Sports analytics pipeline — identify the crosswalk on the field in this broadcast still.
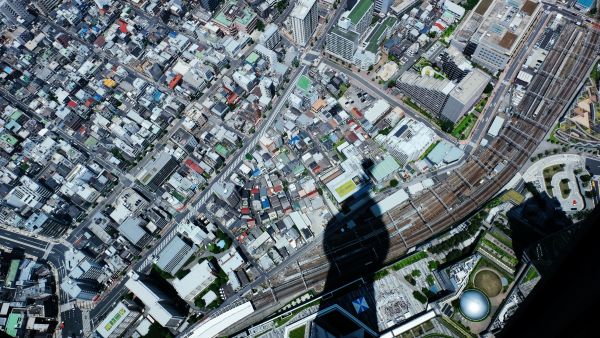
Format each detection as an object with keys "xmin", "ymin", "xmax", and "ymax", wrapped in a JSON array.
[{"xmin": 42, "ymin": 243, "xmax": 54, "ymax": 260}]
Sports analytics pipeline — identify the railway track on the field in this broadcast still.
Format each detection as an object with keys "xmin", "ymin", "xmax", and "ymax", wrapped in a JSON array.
[{"xmin": 250, "ymin": 22, "xmax": 599, "ymax": 309}]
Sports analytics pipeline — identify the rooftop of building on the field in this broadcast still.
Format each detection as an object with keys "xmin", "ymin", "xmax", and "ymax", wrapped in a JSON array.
[
  {"xmin": 399, "ymin": 71, "xmax": 455, "ymax": 95},
  {"xmin": 5, "ymin": 312, "xmax": 23, "ymax": 337},
  {"xmin": 464, "ymin": 0, "xmax": 540, "ymax": 54},
  {"xmin": 369, "ymin": 155, "xmax": 400, "ymax": 181},
  {"xmin": 96, "ymin": 301, "xmax": 135, "ymax": 338},
  {"xmin": 449, "ymin": 69, "xmax": 491, "ymax": 103},
  {"xmin": 290, "ymin": 0, "xmax": 317, "ymax": 19},
  {"xmin": 156, "ymin": 235, "xmax": 193, "ymax": 270},
  {"xmin": 349, "ymin": 0, "xmax": 373, "ymax": 25},
  {"xmin": 6, "ymin": 259, "xmax": 20, "ymax": 285},
  {"xmin": 330, "ymin": 25, "xmax": 360, "ymax": 41},
  {"xmin": 213, "ymin": 1, "xmax": 257, "ymax": 27},
  {"xmin": 443, "ymin": 45, "xmax": 472, "ymax": 70},
  {"xmin": 172, "ymin": 260, "xmax": 216, "ymax": 298},
  {"xmin": 365, "ymin": 17, "xmax": 396, "ymax": 53},
  {"xmin": 138, "ymin": 151, "xmax": 175, "ymax": 185}
]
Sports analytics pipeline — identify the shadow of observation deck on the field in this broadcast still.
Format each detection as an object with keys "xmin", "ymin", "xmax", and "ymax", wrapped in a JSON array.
[{"xmin": 310, "ymin": 159, "xmax": 389, "ymax": 337}]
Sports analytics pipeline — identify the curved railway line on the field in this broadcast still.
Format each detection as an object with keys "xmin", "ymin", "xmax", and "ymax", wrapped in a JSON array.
[{"xmin": 250, "ymin": 22, "xmax": 599, "ymax": 310}]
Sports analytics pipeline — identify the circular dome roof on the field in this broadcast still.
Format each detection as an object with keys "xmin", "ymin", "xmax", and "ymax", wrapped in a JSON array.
[{"xmin": 459, "ymin": 289, "xmax": 490, "ymax": 321}]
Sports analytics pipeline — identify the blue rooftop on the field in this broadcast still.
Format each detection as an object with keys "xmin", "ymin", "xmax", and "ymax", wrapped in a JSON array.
[{"xmin": 577, "ymin": 0, "xmax": 594, "ymax": 9}]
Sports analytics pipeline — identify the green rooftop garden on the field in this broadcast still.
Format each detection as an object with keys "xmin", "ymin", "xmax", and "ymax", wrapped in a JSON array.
[
  {"xmin": 297, "ymin": 75, "xmax": 312, "ymax": 92},
  {"xmin": 349, "ymin": 0, "xmax": 373, "ymax": 24}
]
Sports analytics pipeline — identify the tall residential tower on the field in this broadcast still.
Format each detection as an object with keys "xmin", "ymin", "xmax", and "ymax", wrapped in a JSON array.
[{"xmin": 289, "ymin": 0, "xmax": 319, "ymax": 46}]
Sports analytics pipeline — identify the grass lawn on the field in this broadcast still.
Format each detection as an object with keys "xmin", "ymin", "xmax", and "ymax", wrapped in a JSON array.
[
  {"xmin": 275, "ymin": 300, "xmax": 320, "ymax": 327},
  {"xmin": 543, "ymin": 165, "xmax": 565, "ymax": 196},
  {"xmin": 289, "ymin": 325, "xmax": 306, "ymax": 338},
  {"xmin": 473, "ymin": 270, "xmax": 502, "ymax": 297},
  {"xmin": 499, "ymin": 189, "xmax": 525, "ymax": 205},
  {"xmin": 297, "ymin": 75, "xmax": 311, "ymax": 92},
  {"xmin": 452, "ymin": 113, "xmax": 477, "ymax": 139},
  {"xmin": 543, "ymin": 164, "xmax": 564, "ymax": 179},
  {"xmin": 560, "ymin": 179, "xmax": 571, "ymax": 198},
  {"xmin": 480, "ymin": 238, "xmax": 518, "ymax": 266},
  {"xmin": 468, "ymin": 257, "xmax": 514, "ymax": 289},
  {"xmin": 441, "ymin": 24, "xmax": 457, "ymax": 42},
  {"xmin": 489, "ymin": 228, "xmax": 513, "ymax": 249},
  {"xmin": 523, "ymin": 265, "xmax": 540, "ymax": 283},
  {"xmin": 335, "ymin": 179, "xmax": 357, "ymax": 198},
  {"xmin": 474, "ymin": 97, "xmax": 488, "ymax": 113},
  {"xmin": 338, "ymin": 83, "xmax": 350, "ymax": 98},
  {"xmin": 548, "ymin": 123, "xmax": 561, "ymax": 143},
  {"xmin": 390, "ymin": 251, "xmax": 428, "ymax": 271}
]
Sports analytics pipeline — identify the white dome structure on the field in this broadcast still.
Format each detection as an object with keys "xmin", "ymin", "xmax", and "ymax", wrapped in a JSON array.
[{"xmin": 459, "ymin": 289, "xmax": 490, "ymax": 321}]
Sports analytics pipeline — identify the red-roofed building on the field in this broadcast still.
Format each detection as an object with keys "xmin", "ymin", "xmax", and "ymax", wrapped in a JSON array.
[
  {"xmin": 185, "ymin": 159, "xmax": 204, "ymax": 174},
  {"xmin": 94, "ymin": 35, "xmax": 106, "ymax": 47},
  {"xmin": 227, "ymin": 92, "xmax": 239, "ymax": 105},
  {"xmin": 434, "ymin": 22, "xmax": 446, "ymax": 31},
  {"xmin": 169, "ymin": 74, "xmax": 182, "ymax": 89},
  {"xmin": 118, "ymin": 20, "xmax": 128, "ymax": 33},
  {"xmin": 67, "ymin": 100, "xmax": 77, "ymax": 108},
  {"xmin": 345, "ymin": 132, "xmax": 359, "ymax": 144},
  {"xmin": 351, "ymin": 107, "xmax": 363, "ymax": 119}
]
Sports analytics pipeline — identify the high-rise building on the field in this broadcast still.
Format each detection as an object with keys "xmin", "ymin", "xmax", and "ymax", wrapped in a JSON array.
[
  {"xmin": 397, "ymin": 69, "xmax": 490, "ymax": 123},
  {"xmin": 289, "ymin": 0, "xmax": 319, "ymax": 46},
  {"xmin": 137, "ymin": 151, "xmax": 179, "ymax": 191},
  {"xmin": 213, "ymin": 181, "xmax": 241, "ymax": 207},
  {"xmin": 96, "ymin": 301, "xmax": 141, "ymax": 338},
  {"xmin": 201, "ymin": 0, "xmax": 220, "ymax": 11},
  {"xmin": 326, "ymin": 26, "xmax": 360, "ymax": 62},
  {"xmin": 438, "ymin": 46, "xmax": 472, "ymax": 81},
  {"xmin": 125, "ymin": 274, "xmax": 185, "ymax": 328},
  {"xmin": 344, "ymin": 0, "xmax": 373, "ymax": 35},
  {"xmin": 60, "ymin": 278, "xmax": 99, "ymax": 301},
  {"xmin": 155, "ymin": 235, "xmax": 195, "ymax": 275},
  {"xmin": 374, "ymin": 0, "xmax": 392, "ymax": 14},
  {"xmin": 33, "ymin": 0, "xmax": 61, "ymax": 14},
  {"xmin": 441, "ymin": 69, "xmax": 491, "ymax": 123},
  {"xmin": 69, "ymin": 258, "xmax": 104, "ymax": 281},
  {"xmin": 0, "ymin": 0, "xmax": 34, "ymax": 25},
  {"xmin": 451, "ymin": 0, "xmax": 541, "ymax": 73},
  {"xmin": 212, "ymin": 1, "xmax": 258, "ymax": 35},
  {"xmin": 397, "ymin": 71, "xmax": 455, "ymax": 116},
  {"xmin": 259, "ymin": 23, "xmax": 281, "ymax": 49}
]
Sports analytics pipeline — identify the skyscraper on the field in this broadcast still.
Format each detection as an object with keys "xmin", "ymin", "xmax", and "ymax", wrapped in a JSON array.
[
  {"xmin": 0, "ymin": 0, "xmax": 33, "ymax": 25},
  {"xmin": 326, "ymin": 26, "xmax": 360, "ymax": 62},
  {"xmin": 374, "ymin": 0, "xmax": 391, "ymax": 14},
  {"xmin": 33, "ymin": 0, "xmax": 61, "ymax": 14},
  {"xmin": 344, "ymin": 0, "xmax": 373, "ymax": 35},
  {"xmin": 289, "ymin": 0, "xmax": 319, "ymax": 47},
  {"xmin": 201, "ymin": 0, "xmax": 219, "ymax": 11}
]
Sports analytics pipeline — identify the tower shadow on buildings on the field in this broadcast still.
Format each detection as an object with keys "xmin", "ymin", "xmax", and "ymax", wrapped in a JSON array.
[{"xmin": 310, "ymin": 159, "xmax": 389, "ymax": 337}]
